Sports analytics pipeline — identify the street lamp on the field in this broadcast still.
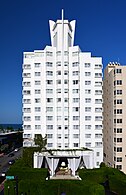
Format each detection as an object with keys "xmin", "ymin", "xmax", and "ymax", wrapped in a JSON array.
[{"xmin": 7, "ymin": 186, "xmax": 10, "ymax": 195}]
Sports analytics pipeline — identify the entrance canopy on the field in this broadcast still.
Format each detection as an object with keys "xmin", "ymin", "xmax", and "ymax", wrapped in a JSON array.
[{"xmin": 34, "ymin": 150, "xmax": 94, "ymax": 176}]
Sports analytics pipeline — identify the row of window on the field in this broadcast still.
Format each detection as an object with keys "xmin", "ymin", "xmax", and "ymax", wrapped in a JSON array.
[
  {"xmin": 23, "ymin": 62, "xmax": 102, "ymax": 69},
  {"xmin": 114, "ymin": 90, "xmax": 122, "ymax": 95},
  {"xmin": 23, "ymin": 124, "xmax": 102, "ymax": 130}
]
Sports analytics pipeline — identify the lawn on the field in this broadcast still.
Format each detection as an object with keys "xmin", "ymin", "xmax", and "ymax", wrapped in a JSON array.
[{"xmin": 4, "ymin": 158, "xmax": 126, "ymax": 195}]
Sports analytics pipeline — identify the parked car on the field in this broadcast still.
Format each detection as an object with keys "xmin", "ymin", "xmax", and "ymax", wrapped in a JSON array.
[
  {"xmin": 8, "ymin": 159, "xmax": 15, "ymax": 165},
  {"xmin": 8, "ymin": 153, "xmax": 14, "ymax": 157},
  {"xmin": 14, "ymin": 148, "xmax": 19, "ymax": 152}
]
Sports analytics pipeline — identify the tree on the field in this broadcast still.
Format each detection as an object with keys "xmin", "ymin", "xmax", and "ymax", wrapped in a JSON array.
[{"xmin": 34, "ymin": 134, "xmax": 47, "ymax": 152}]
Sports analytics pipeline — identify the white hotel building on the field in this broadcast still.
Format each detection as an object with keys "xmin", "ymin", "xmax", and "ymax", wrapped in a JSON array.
[{"xmin": 22, "ymin": 11, "xmax": 103, "ymax": 171}]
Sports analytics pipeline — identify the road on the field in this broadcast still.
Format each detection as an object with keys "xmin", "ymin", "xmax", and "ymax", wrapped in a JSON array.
[{"xmin": 0, "ymin": 148, "xmax": 23, "ymax": 175}]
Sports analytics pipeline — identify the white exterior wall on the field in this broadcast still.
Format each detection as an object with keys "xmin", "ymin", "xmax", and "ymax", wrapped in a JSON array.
[{"xmin": 23, "ymin": 14, "xmax": 103, "ymax": 167}]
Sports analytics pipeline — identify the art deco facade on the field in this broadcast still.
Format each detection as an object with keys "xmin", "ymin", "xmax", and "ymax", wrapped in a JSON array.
[
  {"xmin": 103, "ymin": 62, "xmax": 126, "ymax": 173},
  {"xmin": 22, "ymin": 12, "xmax": 103, "ymax": 168}
]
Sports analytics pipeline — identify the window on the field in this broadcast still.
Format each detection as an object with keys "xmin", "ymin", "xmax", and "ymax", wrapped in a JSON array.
[
  {"xmin": 85, "ymin": 125, "xmax": 91, "ymax": 129},
  {"xmin": 46, "ymin": 51, "xmax": 53, "ymax": 56},
  {"xmin": 115, "ymin": 109, "xmax": 122, "ymax": 114},
  {"xmin": 34, "ymin": 63, "xmax": 41, "ymax": 67},
  {"xmin": 46, "ymin": 116, "xmax": 53, "ymax": 121},
  {"xmin": 47, "ymin": 125, "xmax": 53, "ymax": 130},
  {"xmin": 24, "ymin": 117, "xmax": 31, "ymax": 121},
  {"xmin": 95, "ymin": 125, "xmax": 102, "ymax": 130},
  {"xmin": 95, "ymin": 142, "xmax": 102, "ymax": 147},
  {"xmin": 117, "ymin": 119, "xmax": 122, "ymax": 123},
  {"xmin": 65, "ymin": 134, "xmax": 68, "ymax": 139},
  {"xmin": 117, "ymin": 90, "xmax": 122, "ymax": 95},
  {"xmin": 85, "ymin": 89, "xmax": 91, "ymax": 94},
  {"xmin": 85, "ymin": 98, "xmax": 91, "ymax": 103},
  {"xmin": 35, "ymin": 98, "xmax": 41, "ymax": 103},
  {"xmin": 56, "ymin": 51, "xmax": 61, "ymax": 56},
  {"xmin": 46, "ymin": 107, "xmax": 53, "ymax": 112},
  {"xmin": 57, "ymin": 125, "xmax": 61, "ymax": 130},
  {"xmin": 57, "ymin": 71, "xmax": 61, "ymax": 75},
  {"xmin": 95, "ymin": 64, "xmax": 102, "ymax": 69},
  {"xmin": 65, "ymin": 126, "xmax": 68, "ymax": 130},
  {"xmin": 64, "ymin": 89, "xmax": 68, "ymax": 93},
  {"xmin": 95, "ymin": 116, "xmax": 102, "ymax": 121},
  {"xmin": 115, "ymin": 69, "xmax": 122, "ymax": 74},
  {"xmin": 73, "ymin": 134, "xmax": 79, "ymax": 138},
  {"xmin": 57, "ymin": 98, "xmax": 61, "ymax": 102},
  {"xmin": 35, "ymin": 107, "xmax": 41, "ymax": 112},
  {"xmin": 117, "ymin": 157, "xmax": 122, "ymax": 162},
  {"xmin": 117, "ymin": 128, "xmax": 122, "ymax": 133},
  {"xmin": 117, "ymin": 99, "xmax": 122, "ymax": 104},
  {"xmin": 35, "ymin": 116, "xmax": 41, "ymax": 121},
  {"xmin": 47, "ymin": 143, "xmax": 53, "ymax": 147},
  {"xmin": 117, "ymin": 147, "xmax": 122, "ymax": 152},
  {"xmin": 23, "ymin": 99, "xmax": 31, "ymax": 104},
  {"xmin": 47, "ymin": 80, "xmax": 53, "ymax": 84},
  {"xmin": 95, "ymin": 134, "xmax": 102, "ymax": 138},
  {"xmin": 116, "ymin": 165, "xmax": 122, "ymax": 170},
  {"xmin": 57, "ymin": 89, "xmax": 61, "ymax": 93},
  {"xmin": 85, "ymin": 143, "xmax": 91, "ymax": 147},
  {"xmin": 57, "ymin": 134, "xmax": 61, "ymax": 139},
  {"xmin": 47, "ymin": 134, "xmax": 53, "ymax": 138},
  {"xmin": 46, "ymin": 71, "xmax": 53, "ymax": 76},
  {"xmin": 95, "ymin": 99, "xmax": 102, "ymax": 104},
  {"xmin": 64, "ymin": 71, "xmax": 68, "ymax": 75},
  {"xmin": 95, "ymin": 90, "xmax": 102, "ymax": 95},
  {"xmin": 85, "ymin": 134, "xmax": 91, "ymax": 138},
  {"xmin": 95, "ymin": 73, "xmax": 102, "ymax": 78},
  {"xmin": 72, "ymin": 62, "xmax": 79, "ymax": 67},
  {"xmin": 85, "ymin": 72, "xmax": 91, "ymax": 76},
  {"xmin": 73, "ymin": 143, "xmax": 79, "ymax": 147},
  {"xmin": 117, "ymin": 138, "xmax": 122, "ymax": 142},
  {"xmin": 57, "ymin": 116, "xmax": 61, "ymax": 120},
  {"xmin": 85, "ymin": 81, "xmax": 91, "ymax": 85},
  {"xmin": 64, "ymin": 98, "xmax": 68, "ymax": 102},
  {"xmin": 23, "ymin": 64, "xmax": 31, "ymax": 69},
  {"xmin": 95, "ymin": 81, "xmax": 102, "ymax": 86},
  {"xmin": 35, "ymin": 90, "xmax": 41, "ymax": 94},
  {"xmin": 24, "ymin": 125, "xmax": 31, "ymax": 130},
  {"xmin": 64, "ymin": 80, "xmax": 68, "ymax": 84},
  {"xmin": 35, "ymin": 72, "xmax": 41, "ymax": 76},
  {"xmin": 85, "ymin": 63, "xmax": 91, "ymax": 67},
  {"xmin": 72, "ymin": 51, "xmax": 78, "ymax": 56},
  {"xmin": 73, "ymin": 71, "xmax": 79, "ymax": 76},
  {"xmin": 95, "ymin": 108, "xmax": 102, "ymax": 112},
  {"xmin": 35, "ymin": 125, "xmax": 41, "ymax": 129},
  {"xmin": 73, "ymin": 125, "xmax": 79, "ymax": 129},
  {"xmin": 23, "ymin": 73, "xmax": 31, "ymax": 77},
  {"xmin": 46, "ymin": 89, "xmax": 53, "ymax": 94},
  {"xmin": 46, "ymin": 62, "xmax": 53, "ymax": 67},
  {"xmin": 73, "ymin": 80, "xmax": 79, "ymax": 85},
  {"xmin": 73, "ymin": 107, "xmax": 79, "ymax": 112},
  {"xmin": 73, "ymin": 116, "xmax": 79, "ymax": 120},
  {"xmin": 23, "ymin": 108, "xmax": 31, "ymax": 113},
  {"xmin": 85, "ymin": 116, "xmax": 91, "ymax": 121},
  {"xmin": 57, "ymin": 107, "xmax": 61, "ymax": 111},
  {"xmin": 23, "ymin": 90, "xmax": 31, "ymax": 95},
  {"xmin": 85, "ymin": 107, "xmax": 91, "ymax": 112},
  {"xmin": 117, "ymin": 80, "xmax": 122, "ymax": 85},
  {"xmin": 57, "ymin": 143, "xmax": 61, "ymax": 148},
  {"xmin": 35, "ymin": 81, "xmax": 41, "ymax": 85},
  {"xmin": 47, "ymin": 98, "xmax": 53, "ymax": 103},
  {"xmin": 73, "ymin": 98, "xmax": 79, "ymax": 103},
  {"xmin": 73, "ymin": 89, "xmax": 79, "ymax": 93},
  {"xmin": 23, "ymin": 82, "xmax": 31, "ymax": 87},
  {"xmin": 57, "ymin": 80, "xmax": 61, "ymax": 84}
]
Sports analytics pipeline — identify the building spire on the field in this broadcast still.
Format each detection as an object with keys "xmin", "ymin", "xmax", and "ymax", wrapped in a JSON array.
[{"xmin": 61, "ymin": 9, "xmax": 64, "ymax": 20}]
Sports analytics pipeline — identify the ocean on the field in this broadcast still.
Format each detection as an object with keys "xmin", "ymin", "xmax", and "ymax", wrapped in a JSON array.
[{"xmin": 0, "ymin": 124, "xmax": 22, "ymax": 130}]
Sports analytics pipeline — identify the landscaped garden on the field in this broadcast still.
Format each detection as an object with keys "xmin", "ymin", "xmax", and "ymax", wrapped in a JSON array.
[{"xmin": 3, "ymin": 148, "xmax": 126, "ymax": 194}]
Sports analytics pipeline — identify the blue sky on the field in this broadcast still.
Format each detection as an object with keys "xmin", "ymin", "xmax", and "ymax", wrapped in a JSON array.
[{"xmin": 0, "ymin": 0, "xmax": 126, "ymax": 124}]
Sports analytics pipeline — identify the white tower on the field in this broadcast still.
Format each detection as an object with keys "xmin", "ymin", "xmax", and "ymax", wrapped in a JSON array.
[{"xmin": 23, "ymin": 11, "xmax": 103, "ymax": 168}]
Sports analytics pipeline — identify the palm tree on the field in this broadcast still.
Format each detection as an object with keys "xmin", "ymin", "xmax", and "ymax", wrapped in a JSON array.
[{"xmin": 34, "ymin": 134, "xmax": 47, "ymax": 152}]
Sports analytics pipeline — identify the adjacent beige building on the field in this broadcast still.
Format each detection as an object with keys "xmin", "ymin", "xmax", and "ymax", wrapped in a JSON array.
[{"xmin": 103, "ymin": 62, "xmax": 126, "ymax": 173}]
